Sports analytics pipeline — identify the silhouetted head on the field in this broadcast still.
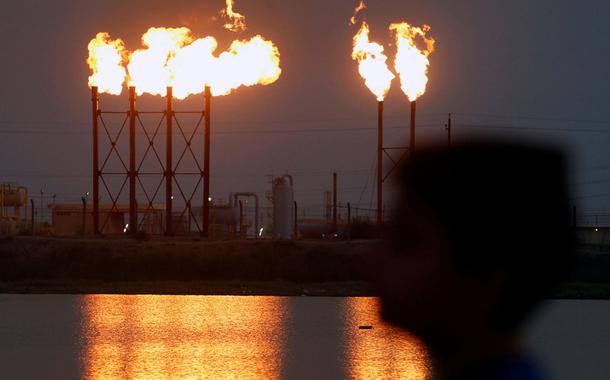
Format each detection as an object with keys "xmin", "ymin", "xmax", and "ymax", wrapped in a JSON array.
[{"xmin": 379, "ymin": 140, "xmax": 574, "ymax": 346}]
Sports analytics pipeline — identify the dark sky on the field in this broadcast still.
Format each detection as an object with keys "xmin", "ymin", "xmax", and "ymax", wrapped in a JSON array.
[{"xmin": 1, "ymin": 0, "xmax": 610, "ymax": 218}]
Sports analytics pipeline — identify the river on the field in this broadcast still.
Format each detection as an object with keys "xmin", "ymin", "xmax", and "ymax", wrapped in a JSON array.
[{"xmin": 0, "ymin": 296, "xmax": 608, "ymax": 379}]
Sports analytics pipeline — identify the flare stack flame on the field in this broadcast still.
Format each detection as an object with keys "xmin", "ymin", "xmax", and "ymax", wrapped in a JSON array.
[
  {"xmin": 350, "ymin": 0, "xmax": 367, "ymax": 26},
  {"xmin": 87, "ymin": 27, "xmax": 281, "ymax": 99},
  {"xmin": 351, "ymin": 22, "xmax": 395, "ymax": 102},
  {"xmin": 222, "ymin": 0, "xmax": 247, "ymax": 32},
  {"xmin": 87, "ymin": 33, "xmax": 127, "ymax": 96},
  {"xmin": 128, "ymin": 27, "xmax": 192, "ymax": 97},
  {"xmin": 390, "ymin": 22, "xmax": 435, "ymax": 102}
]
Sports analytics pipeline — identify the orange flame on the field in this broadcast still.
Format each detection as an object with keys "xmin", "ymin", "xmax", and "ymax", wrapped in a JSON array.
[
  {"xmin": 349, "ymin": 0, "xmax": 367, "ymax": 26},
  {"xmin": 87, "ymin": 33, "xmax": 127, "ymax": 95},
  {"xmin": 128, "ymin": 27, "xmax": 192, "ymax": 97},
  {"xmin": 87, "ymin": 27, "xmax": 281, "ymax": 99},
  {"xmin": 222, "ymin": 0, "xmax": 246, "ymax": 32},
  {"xmin": 390, "ymin": 22, "xmax": 435, "ymax": 102},
  {"xmin": 352, "ymin": 22, "xmax": 395, "ymax": 101}
]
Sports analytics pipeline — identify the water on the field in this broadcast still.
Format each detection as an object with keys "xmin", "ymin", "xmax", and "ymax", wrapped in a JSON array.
[{"xmin": 0, "ymin": 296, "xmax": 608, "ymax": 380}]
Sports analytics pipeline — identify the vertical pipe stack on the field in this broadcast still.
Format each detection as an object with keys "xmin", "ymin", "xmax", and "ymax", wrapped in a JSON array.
[
  {"xmin": 332, "ymin": 172, "xmax": 338, "ymax": 231},
  {"xmin": 410, "ymin": 101, "xmax": 416, "ymax": 154},
  {"xmin": 447, "ymin": 113, "xmax": 452, "ymax": 148},
  {"xmin": 91, "ymin": 87, "xmax": 100, "ymax": 235},
  {"xmin": 293, "ymin": 200, "xmax": 298, "ymax": 239},
  {"xmin": 377, "ymin": 101, "xmax": 384, "ymax": 225},
  {"xmin": 203, "ymin": 86, "xmax": 211, "ymax": 237},
  {"xmin": 165, "ymin": 87, "xmax": 173, "ymax": 236},
  {"xmin": 129, "ymin": 87, "xmax": 137, "ymax": 234}
]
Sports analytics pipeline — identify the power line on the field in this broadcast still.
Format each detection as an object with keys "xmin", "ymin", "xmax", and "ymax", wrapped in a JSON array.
[{"xmin": 453, "ymin": 112, "xmax": 610, "ymax": 126}]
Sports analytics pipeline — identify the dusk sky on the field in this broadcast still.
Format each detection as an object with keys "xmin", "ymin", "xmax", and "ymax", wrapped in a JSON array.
[{"xmin": 1, "ymin": 0, "xmax": 610, "ymax": 218}]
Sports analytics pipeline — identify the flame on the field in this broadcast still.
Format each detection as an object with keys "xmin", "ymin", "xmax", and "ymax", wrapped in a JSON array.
[
  {"xmin": 87, "ymin": 27, "xmax": 281, "ymax": 99},
  {"xmin": 128, "ymin": 27, "xmax": 192, "ymax": 97},
  {"xmin": 349, "ymin": 0, "xmax": 367, "ymax": 26},
  {"xmin": 390, "ymin": 23, "xmax": 435, "ymax": 102},
  {"xmin": 222, "ymin": 0, "xmax": 246, "ymax": 32},
  {"xmin": 87, "ymin": 33, "xmax": 127, "ymax": 95},
  {"xmin": 210, "ymin": 36, "xmax": 282, "ymax": 96},
  {"xmin": 352, "ymin": 22, "xmax": 395, "ymax": 101}
]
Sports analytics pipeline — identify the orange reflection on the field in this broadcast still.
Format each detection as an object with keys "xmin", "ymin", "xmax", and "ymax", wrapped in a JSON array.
[
  {"xmin": 344, "ymin": 298, "xmax": 431, "ymax": 380},
  {"xmin": 81, "ymin": 295, "xmax": 286, "ymax": 380}
]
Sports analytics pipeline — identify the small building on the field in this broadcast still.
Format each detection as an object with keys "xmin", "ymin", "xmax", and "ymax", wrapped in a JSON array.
[{"xmin": 48, "ymin": 203, "xmax": 165, "ymax": 236}]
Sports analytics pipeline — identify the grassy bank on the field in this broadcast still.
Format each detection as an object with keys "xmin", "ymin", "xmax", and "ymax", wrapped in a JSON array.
[
  {"xmin": 0, "ymin": 237, "xmax": 375, "ymax": 296},
  {"xmin": 0, "ymin": 237, "xmax": 608, "ymax": 298}
]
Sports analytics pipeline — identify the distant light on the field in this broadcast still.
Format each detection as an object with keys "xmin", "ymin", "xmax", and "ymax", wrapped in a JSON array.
[
  {"xmin": 208, "ymin": 197, "xmax": 212, "ymax": 202},
  {"xmin": 258, "ymin": 227, "xmax": 264, "ymax": 237},
  {"xmin": 123, "ymin": 223, "xmax": 129, "ymax": 233},
  {"xmin": 170, "ymin": 196, "xmax": 174, "ymax": 200},
  {"xmin": 595, "ymin": 228, "xmax": 599, "ymax": 232}
]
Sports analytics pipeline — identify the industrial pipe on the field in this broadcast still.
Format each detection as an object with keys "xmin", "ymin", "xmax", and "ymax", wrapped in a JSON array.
[
  {"xmin": 128, "ymin": 86, "xmax": 137, "ymax": 234},
  {"xmin": 332, "ymin": 172, "xmax": 338, "ymax": 231},
  {"xmin": 283, "ymin": 174, "xmax": 294, "ymax": 187},
  {"xmin": 82, "ymin": 196, "xmax": 87, "ymax": 236},
  {"xmin": 203, "ymin": 86, "xmax": 211, "ymax": 237},
  {"xmin": 232, "ymin": 192, "xmax": 260, "ymax": 239},
  {"xmin": 166, "ymin": 87, "xmax": 174, "ymax": 236},
  {"xmin": 91, "ymin": 86, "xmax": 100, "ymax": 235},
  {"xmin": 447, "ymin": 114, "xmax": 451, "ymax": 148},
  {"xmin": 294, "ymin": 200, "xmax": 298, "ymax": 240},
  {"xmin": 410, "ymin": 101, "xmax": 416, "ymax": 154},
  {"xmin": 377, "ymin": 101, "xmax": 384, "ymax": 225},
  {"xmin": 30, "ymin": 199, "xmax": 34, "ymax": 235},
  {"xmin": 238, "ymin": 200, "xmax": 244, "ymax": 239}
]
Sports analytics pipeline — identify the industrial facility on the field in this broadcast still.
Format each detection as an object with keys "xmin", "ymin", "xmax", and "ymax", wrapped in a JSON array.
[{"xmin": 0, "ymin": 183, "xmax": 28, "ymax": 235}]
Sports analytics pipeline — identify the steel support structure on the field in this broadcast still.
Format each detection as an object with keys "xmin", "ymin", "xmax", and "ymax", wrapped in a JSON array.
[
  {"xmin": 376, "ymin": 100, "xmax": 417, "ymax": 224},
  {"xmin": 203, "ymin": 86, "xmax": 211, "ymax": 237},
  {"xmin": 91, "ymin": 86, "xmax": 211, "ymax": 237},
  {"xmin": 91, "ymin": 87, "xmax": 100, "ymax": 235},
  {"xmin": 165, "ymin": 87, "xmax": 173, "ymax": 236},
  {"xmin": 129, "ymin": 87, "xmax": 137, "ymax": 234},
  {"xmin": 377, "ymin": 101, "xmax": 384, "ymax": 225},
  {"xmin": 410, "ymin": 101, "xmax": 416, "ymax": 154}
]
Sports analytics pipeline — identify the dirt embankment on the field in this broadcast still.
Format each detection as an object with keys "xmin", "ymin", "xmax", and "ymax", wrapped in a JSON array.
[
  {"xmin": 0, "ymin": 237, "xmax": 608, "ymax": 298},
  {"xmin": 0, "ymin": 237, "xmax": 377, "ymax": 296}
]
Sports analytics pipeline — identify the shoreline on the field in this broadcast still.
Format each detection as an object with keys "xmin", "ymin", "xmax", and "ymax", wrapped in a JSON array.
[
  {"xmin": 1, "ymin": 237, "xmax": 609, "ymax": 299},
  {"xmin": 2, "ymin": 280, "xmax": 609, "ymax": 299}
]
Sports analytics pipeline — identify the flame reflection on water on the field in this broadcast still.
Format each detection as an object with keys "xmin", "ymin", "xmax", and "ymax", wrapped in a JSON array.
[
  {"xmin": 81, "ymin": 295, "xmax": 287, "ymax": 380},
  {"xmin": 80, "ymin": 295, "xmax": 429, "ymax": 379}
]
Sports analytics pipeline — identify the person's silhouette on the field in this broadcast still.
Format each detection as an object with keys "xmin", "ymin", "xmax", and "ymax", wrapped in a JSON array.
[{"xmin": 378, "ymin": 141, "xmax": 574, "ymax": 380}]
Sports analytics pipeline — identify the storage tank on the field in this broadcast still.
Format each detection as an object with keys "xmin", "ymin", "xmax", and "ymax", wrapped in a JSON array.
[
  {"xmin": 1, "ymin": 184, "xmax": 27, "ymax": 207},
  {"xmin": 272, "ymin": 175, "xmax": 294, "ymax": 239},
  {"xmin": 0, "ymin": 183, "xmax": 28, "ymax": 226}
]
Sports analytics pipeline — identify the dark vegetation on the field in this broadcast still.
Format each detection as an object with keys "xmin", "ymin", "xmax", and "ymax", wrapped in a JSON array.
[{"xmin": 0, "ymin": 236, "xmax": 608, "ymax": 297}]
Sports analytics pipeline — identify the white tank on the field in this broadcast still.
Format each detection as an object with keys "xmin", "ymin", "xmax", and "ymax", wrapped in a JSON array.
[
  {"xmin": 1, "ymin": 184, "xmax": 27, "ymax": 207},
  {"xmin": 272, "ymin": 176, "xmax": 294, "ymax": 239}
]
